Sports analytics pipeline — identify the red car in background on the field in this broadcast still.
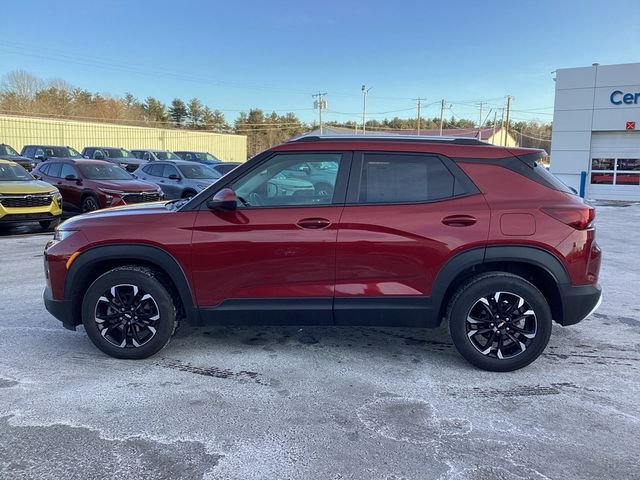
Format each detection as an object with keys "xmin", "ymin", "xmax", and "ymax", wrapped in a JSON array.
[{"xmin": 33, "ymin": 159, "xmax": 163, "ymax": 212}]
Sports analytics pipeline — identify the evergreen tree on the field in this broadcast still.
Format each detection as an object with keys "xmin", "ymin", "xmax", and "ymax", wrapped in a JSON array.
[{"xmin": 168, "ymin": 98, "xmax": 188, "ymax": 127}]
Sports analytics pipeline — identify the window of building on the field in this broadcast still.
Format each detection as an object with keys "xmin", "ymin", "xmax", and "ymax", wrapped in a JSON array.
[{"xmin": 591, "ymin": 158, "xmax": 640, "ymax": 186}]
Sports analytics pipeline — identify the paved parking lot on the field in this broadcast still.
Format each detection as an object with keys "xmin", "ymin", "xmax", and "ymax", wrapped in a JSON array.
[{"xmin": 0, "ymin": 204, "xmax": 638, "ymax": 480}]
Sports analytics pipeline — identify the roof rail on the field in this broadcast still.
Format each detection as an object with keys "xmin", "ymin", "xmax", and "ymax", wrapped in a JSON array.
[{"xmin": 287, "ymin": 134, "xmax": 489, "ymax": 146}]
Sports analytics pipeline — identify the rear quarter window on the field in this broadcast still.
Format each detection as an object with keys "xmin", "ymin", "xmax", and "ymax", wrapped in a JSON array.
[{"xmin": 357, "ymin": 153, "xmax": 455, "ymax": 204}]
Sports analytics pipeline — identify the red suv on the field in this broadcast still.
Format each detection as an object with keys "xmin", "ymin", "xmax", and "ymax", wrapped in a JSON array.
[
  {"xmin": 43, "ymin": 136, "xmax": 601, "ymax": 371},
  {"xmin": 33, "ymin": 159, "xmax": 163, "ymax": 212}
]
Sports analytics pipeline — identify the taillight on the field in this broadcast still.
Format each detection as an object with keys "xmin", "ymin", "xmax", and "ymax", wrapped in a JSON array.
[{"xmin": 541, "ymin": 205, "xmax": 595, "ymax": 230}]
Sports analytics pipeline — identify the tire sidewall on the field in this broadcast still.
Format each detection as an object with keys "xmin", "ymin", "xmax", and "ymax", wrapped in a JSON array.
[
  {"xmin": 448, "ymin": 275, "xmax": 553, "ymax": 372},
  {"xmin": 81, "ymin": 269, "xmax": 175, "ymax": 359}
]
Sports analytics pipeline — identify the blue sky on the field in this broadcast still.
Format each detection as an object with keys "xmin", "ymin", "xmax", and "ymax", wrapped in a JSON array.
[{"xmin": 0, "ymin": 0, "xmax": 638, "ymax": 124}]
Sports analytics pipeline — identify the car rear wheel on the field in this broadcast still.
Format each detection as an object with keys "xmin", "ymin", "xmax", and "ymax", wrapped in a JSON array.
[
  {"xmin": 447, "ymin": 272, "xmax": 552, "ymax": 372},
  {"xmin": 82, "ymin": 194, "xmax": 99, "ymax": 212},
  {"xmin": 81, "ymin": 266, "xmax": 177, "ymax": 359}
]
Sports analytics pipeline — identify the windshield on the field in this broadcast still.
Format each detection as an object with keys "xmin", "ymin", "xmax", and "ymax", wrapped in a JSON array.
[
  {"xmin": 0, "ymin": 163, "xmax": 34, "ymax": 181},
  {"xmin": 40, "ymin": 147, "xmax": 82, "ymax": 158},
  {"xmin": 0, "ymin": 145, "xmax": 20, "ymax": 156},
  {"xmin": 178, "ymin": 164, "xmax": 221, "ymax": 179},
  {"xmin": 155, "ymin": 151, "xmax": 181, "ymax": 160},
  {"xmin": 77, "ymin": 163, "xmax": 132, "ymax": 180},
  {"xmin": 195, "ymin": 152, "xmax": 220, "ymax": 162},
  {"xmin": 104, "ymin": 148, "xmax": 134, "ymax": 159}
]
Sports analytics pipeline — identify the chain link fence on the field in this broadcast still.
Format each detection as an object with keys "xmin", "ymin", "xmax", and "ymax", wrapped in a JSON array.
[{"xmin": 0, "ymin": 115, "xmax": 247, "ymax": 161}]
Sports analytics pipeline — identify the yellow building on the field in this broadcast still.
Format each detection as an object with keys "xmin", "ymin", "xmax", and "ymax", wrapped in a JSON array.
[{"xmin": 0, "ymin": 115, "xmax": 247, "ymax": 161}]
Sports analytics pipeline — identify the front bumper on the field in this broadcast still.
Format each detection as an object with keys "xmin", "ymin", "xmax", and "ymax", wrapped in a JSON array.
[
  {"xmin": 558, "ymin": 283, "xmax": 602, "ymax": 326},
  {"xmin": 43, "ymin": 286, "xmax": 76, "ymax": 331},
  {"xmin": 0, "ymin": 199, "xmax": 62, "ymax": 223}
]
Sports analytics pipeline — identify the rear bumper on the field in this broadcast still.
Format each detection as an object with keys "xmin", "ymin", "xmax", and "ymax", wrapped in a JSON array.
[
  {"xmin": 558, "ymin": 283, "xmax": 602, "ymax": 326},
  {"xmin": 43, "ymin": 286, "xmax": 76, "ymax": 331}
]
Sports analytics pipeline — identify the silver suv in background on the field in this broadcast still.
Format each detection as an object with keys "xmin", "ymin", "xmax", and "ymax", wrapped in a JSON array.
[
  {"xmin": 133, "ymin": 159, "xmax": 221, "ymax": 199},
  {"xmin": 130, "ymin": 149, "xmax": 183, "ymax": 162}
]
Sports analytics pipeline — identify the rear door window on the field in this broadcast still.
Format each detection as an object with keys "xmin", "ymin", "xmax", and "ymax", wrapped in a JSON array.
[
  {"xmin": 355, "ymin": 153, "xmax": 455, "ymax": 204},
  {"xmin": 48, "ymin": 162, "xmax": 62, "ymax": 178},
  {"xmin": 60, "ymin": 163, "xmax": 77, "ymax": 179}
]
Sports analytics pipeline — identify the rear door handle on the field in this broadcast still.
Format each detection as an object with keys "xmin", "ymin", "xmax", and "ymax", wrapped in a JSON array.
[
  {"xmin": 442, "ymin": 215, "xmax": 476, "ymax": 227},
  {"xmin": 297, "ymin": 217, "xmax": 331, "ymax": 229}
]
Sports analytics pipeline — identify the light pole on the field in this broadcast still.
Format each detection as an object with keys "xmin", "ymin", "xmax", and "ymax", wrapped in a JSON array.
[{"xmin": 361, "ymin": 85, "xmax": 371, "ymax": 133}]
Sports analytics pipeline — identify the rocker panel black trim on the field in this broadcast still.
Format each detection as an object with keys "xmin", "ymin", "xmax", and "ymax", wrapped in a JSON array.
[{"xmin": 199, "ymin": 298, "xmax": 333, "ymax": 325}]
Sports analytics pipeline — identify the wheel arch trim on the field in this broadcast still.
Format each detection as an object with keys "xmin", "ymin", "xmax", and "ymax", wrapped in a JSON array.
[{"xmin": 64, "ymin": 243, "xmax": 197, "ymax": 321}]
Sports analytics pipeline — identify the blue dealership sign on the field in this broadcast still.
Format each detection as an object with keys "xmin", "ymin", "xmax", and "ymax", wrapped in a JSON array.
[{"xmin": 610, "ymin": 90, "xmax": 640, "ymax": 105}]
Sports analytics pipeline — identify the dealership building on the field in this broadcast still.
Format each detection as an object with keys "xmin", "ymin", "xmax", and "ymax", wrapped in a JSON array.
[{"xmin": 550, "ymin": 62, "xmax": 640, "ymax": 200}]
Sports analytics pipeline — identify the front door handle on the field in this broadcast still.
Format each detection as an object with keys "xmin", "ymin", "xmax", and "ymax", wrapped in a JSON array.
[
  {"xmin": 297, "ymin": 217, "xmax": 331, "ymax": 229},
  {"xmin": 442, "ymin": 215, "xmax": 476, "ymax": 227}
]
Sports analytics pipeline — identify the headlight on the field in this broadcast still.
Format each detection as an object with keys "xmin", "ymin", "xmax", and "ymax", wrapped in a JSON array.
[
  {"xmin": 99, "ymin": 188, "xmax": 126, "ymax": 195},
  {"xmin": 49, "ymin": 190, "xmax": 63, "ymax": 206},
  {"xmin": 53, "ymin": 229, "xmax": 77, "ymax": 241}
]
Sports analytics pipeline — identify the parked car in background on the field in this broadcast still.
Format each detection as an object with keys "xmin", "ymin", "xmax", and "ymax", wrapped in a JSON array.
[
  {"xmin": 81, "ymin": 147, "xmax": 145, "ymax": 173},
  {"xmin": 282, "ymin": 159, "xmax": 339, "ymax": 196},
  {"xmin": 33, "ymin": 159, "xmax": 162, "ymax": 212},
  {"xmin": 0, "ymin": 159, "xmax": 62, "ymax": 230},
  {"xmin": 21, "ymin": 145, "xmax": 83, "ymax": 163},
  {"xmin": 130, "ymin": 149, "xmax": 182, "ymax": 162},
  {"xmin": 0, "ymin": 144, "xmax": 37, "ymax": 171},
  {"xmin": 174, "ymin": 151, "xmax": 222, "ymax": 165},
  {"xmin": 210, "ymin": 162, "xmax": 242, "ymax": 176},
  {"xmin": 134, "ymin": 160, "xmax": 221, "ymax": 199}
]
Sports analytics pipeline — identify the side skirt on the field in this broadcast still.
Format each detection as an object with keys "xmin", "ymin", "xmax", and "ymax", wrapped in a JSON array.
[{"xmin": 197, "ymin": 296, "xmax": 439, "ymax": 327}]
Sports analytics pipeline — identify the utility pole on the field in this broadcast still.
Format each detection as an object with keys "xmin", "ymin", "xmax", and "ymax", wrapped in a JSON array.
[
  {"xmin": 492, "ymin": 111, "xmax": 497, "ymax": 144},
  {"xmin": 414, "ymin": 97, "xmax": 424, "ymax": 135},
  {"xmin": 504, "ymin": 95, "xmax": 513, "ymax": 146},
  {"xmin": 438, "ymin": 99, "xmax": 445, "ymax": 136},
  {"xmin": 477, "ymin": 102, "xmax": 484, "ymax": 140},
  {"xmin": 361, "ymin": 85, "xmax": 371, "ymax": 133},
  {"xmin": 312, "ymin": 92, "xmax": 327, "ymax": 134},
  {"xmin": 500, "ymin": 105, "xmax": 506, "ymax": 146}
]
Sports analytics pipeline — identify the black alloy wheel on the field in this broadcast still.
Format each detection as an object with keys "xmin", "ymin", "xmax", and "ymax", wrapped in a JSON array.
[
  {"xmin": 82, "ymin": 195, "xmax": 99, "ymax": 212},
  {"xmin": 94, "ymin": 284, "xmax": 160, "ymax": 348},
  {"xmin": 81, "ymin": 266, "xmax": 177, "ymax": 359},
  {"xmin": 465, "ymin": 291, "xmax": 537, "ymax": 360},
  {"xmin": 447, "ymin": 272, "xmax": 552, "ymax": 372}
]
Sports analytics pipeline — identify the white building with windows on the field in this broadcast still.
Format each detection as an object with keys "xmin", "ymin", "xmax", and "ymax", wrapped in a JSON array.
[{"xmin": 550, "ymin": 62, "xmax": 640, "ymax": 200}]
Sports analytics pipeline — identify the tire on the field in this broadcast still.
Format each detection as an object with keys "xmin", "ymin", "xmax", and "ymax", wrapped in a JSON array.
[
  {"xmin": 182, "ymin": 189, "xmax": 196, "ymax": 199},
  {"xmin": 81, "ymin": 194, "xmax": 100, "ymax": 213},
  {"xmin": 81, "ymin": 265, "xmax": 177, "ymax": 359},
  {"xmin": 314, "ymin": 183, "xmax": 334, "ymax": 197},
  {"xmin": 447, "ymin": 272, "xmax": 552, "ymax": 372},
  {"xmin": 39, "ymin": 217, "xmax": 61, "ymax": 231}
]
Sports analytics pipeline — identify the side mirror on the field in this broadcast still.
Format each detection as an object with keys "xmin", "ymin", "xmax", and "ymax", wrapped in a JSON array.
[
  {"xmin": 300, "ymin": 165, "xmax": 311, "ymax": 175},
  {"xmin": 64, "ymin": 174, "xmax": 79, "ymax": 182},
  {"xmin": 94, "ymin": 154, "xmax": 105, "ymax": 160},
  {"xmin": 168, "ymin": 173, "xmax": 181, "ymax": 181},
  {"xmin": 207, "ymin": 188, "xmax": 237, "ymax": 211},
  {"xmin": 35, "ymin": 155, "xmax": 45, "ymax": 161}
]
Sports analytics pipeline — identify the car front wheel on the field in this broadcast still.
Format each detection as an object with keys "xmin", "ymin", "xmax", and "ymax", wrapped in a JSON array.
[
  {"xmin": 447, "ymin": 272, "xmax": 552, "ymax": 372},
  {"xmin": 81, "ymin": 194, "xmax": 99, "ymax": 212},
  {"xmin": 81, "ymin": 266, "xmax": 177, "ymax": 359}
]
